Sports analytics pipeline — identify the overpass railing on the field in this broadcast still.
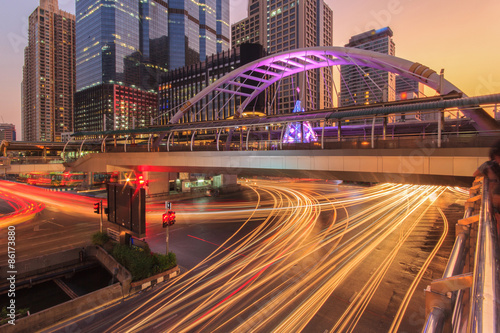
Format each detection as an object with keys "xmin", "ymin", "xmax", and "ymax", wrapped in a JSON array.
[
  {"xmin": 422, "ymin": 177, "xmax": 500, "ymax": 332},
  {"xmin": 83, "ymin": 130, "xmax": 499, "ymax": 155},
  {"xmin": 8, "ymin": 156, "xmax": 65, "ymax": 165}
]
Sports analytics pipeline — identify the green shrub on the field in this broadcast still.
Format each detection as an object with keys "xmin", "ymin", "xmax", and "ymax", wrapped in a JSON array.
[
  {"xmin": 152, "ymin": 252, "xmax": 177, "ymax": 274},
  {"xmin": 111, "ymin": 244, "xmax": 177, "ymax": 281},
  {"xmin": 0, "ymin": 307, "xmax": 30, "ymax": 325},
  {"xmin": 92, "ymin": 231, "xmax": 110, "ymax": 246}
]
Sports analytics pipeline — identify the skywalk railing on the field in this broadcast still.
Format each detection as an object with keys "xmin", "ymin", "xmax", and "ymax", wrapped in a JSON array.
[{"xmin": 422, "ymin": 177, "xmax": 500, "ymax": 332}]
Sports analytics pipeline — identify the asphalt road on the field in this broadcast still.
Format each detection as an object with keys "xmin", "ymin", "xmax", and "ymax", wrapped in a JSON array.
[{"xmin": 0, "ymin": 180, "xmax": 468, "ymax": 332}]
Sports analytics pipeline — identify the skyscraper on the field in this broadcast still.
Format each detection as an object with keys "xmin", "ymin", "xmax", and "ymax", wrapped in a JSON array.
[
  {"xmin": 231, "ymin": 0, "xmax": 333, "ymax": 114},
  {"xmin": 339, "ymin": 27, "xmax": 396, "ymax": 107},
  {"xmin": 22, "ymin": 0, "xmax": 75, "ymax": 142},
  {"xmin": 0, "ymin": 124, "xmax": 16, "ymax": 141},
  {"xmin": 75, "ymin": 0, "xmax": 230, "ymax": 132}
]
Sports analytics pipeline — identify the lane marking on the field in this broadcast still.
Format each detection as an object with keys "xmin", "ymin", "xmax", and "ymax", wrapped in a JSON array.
[{"xmin": 187, "ymin": 234, "xmax": 246, "ymax": 257}]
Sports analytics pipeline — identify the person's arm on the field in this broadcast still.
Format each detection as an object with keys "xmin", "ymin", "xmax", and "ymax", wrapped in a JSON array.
[{"xmin": 474, "ymin": 161, "xmax": 491, "ymax": 177}]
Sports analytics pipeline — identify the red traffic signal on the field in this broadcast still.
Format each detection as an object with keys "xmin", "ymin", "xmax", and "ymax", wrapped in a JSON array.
[
  {"xmin": 136, "ymin": 174, "xmax": 148, "ymax": 187},
  {"xmin": 93, "ymin": 202, "xmax": 101, "ymax": 214},
  {"xmin": 162, "ymin": 213, "xmax": 169, "ymax": 228},
  {"xmin": 162, "ymin": 210, "xmax": 176, "ymax": 227},
  {"xmin": 168, "ymin": 210, "xmax": 176, "ymax": 225}
]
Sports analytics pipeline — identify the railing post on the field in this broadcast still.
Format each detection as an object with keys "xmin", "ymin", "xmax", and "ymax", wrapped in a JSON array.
[
  {"xmin": 246, "ymin": 127, "xmax": 251, "ymax": 151},
  {"xmin": 371, "ymin": 116, "xmax": 376, "ymax": 148},
  {"xmin": 337, "ymin": 120, "xmax": 342, "ymax": 142},
  {"xmin": 166, "ymin": 132, "xmax": 173, "ymax": 152},
  {"xmin": 190, "ymin": 130, "xmax": 196, "ymax": 151},
  {"xmin": 280, "ymin": 123, "xmax": 287, "ymax": 150},
  {"xmin": 437, "ymin": 109, "xmax": 443, "ymax": 148},
  {"xmin": 321, "ymin": 118, "xmax": 326, "ymax": 149},
  {"xmin": 383, "ymin": 116, "xmax": 387, "ymax": 140},
  {"xmin": 216, "ymin": 129, "xmax": 221, "ymax": 151}
]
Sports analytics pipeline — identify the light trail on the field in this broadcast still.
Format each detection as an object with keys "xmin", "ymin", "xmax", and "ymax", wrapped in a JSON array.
[
  {"xmin": 48, "ymin": 180, "xmax": 466, "ymax": 333},
  {"xmin": 0, "ymin": 180, "xmax": 101, "ymax": 220},
  {"xmin": 388, "ymin": 206, "xmax": 450, "ymax": 333},
  {"xmin": 0, "ymin": 188, "xmax": 45, "ymax": 227}
]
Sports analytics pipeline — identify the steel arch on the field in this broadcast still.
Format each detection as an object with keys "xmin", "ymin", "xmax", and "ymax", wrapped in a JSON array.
[{"xmin": 168, "ymin": 46, "xmax": 497, "ymax": 131}]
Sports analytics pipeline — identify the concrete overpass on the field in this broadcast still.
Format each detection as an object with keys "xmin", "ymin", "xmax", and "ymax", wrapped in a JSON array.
[{"xmin": 68, "ymin": 146, "xmax": 487, "ymax": 187}]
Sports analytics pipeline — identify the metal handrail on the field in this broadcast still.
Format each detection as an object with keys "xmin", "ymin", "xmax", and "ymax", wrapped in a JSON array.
[
  {"xmin": 422, "ymin": 207, "xmax": 471, "ymax": 333},
  {"xmin": 423, "ymin": 175, "xmax": 500, "ymax": 333},
  {"xmin": 468, "ymin": 177, "xmax": 500, "ymax": 332}
]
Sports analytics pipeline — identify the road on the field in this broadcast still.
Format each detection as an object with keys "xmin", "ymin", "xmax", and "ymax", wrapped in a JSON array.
[{"xmin": 24, "ymin": 180, "xmax": 467, "ymax": 333}]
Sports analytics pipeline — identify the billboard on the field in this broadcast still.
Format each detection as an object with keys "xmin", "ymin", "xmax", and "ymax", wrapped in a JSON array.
[{"xmin": 107, "ymin": 183, "xmax": 146, "ymax": 237}]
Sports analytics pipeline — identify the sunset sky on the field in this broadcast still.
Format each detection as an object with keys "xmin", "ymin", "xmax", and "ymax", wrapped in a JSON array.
[{"xmin": 1, "ymin": 0, "xmax": 499, "ymax": 138}]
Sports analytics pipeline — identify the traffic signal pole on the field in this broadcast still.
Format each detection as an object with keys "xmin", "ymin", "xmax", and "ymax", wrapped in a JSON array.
[
  {"xmin": 100, "ymin": 199, "xmax": 103, "ymax": 233},
  {"xmin": 166, "ymin": 224, "xmax": 169, "ymax": 255}
]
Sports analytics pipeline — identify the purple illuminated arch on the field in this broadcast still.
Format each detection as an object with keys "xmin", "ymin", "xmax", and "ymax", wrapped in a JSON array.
[{"xmin": 168, "ymin": 46, "xmax": 464, "ymax": 124}]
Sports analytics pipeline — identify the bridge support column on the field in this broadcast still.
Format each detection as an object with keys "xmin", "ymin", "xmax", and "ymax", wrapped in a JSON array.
[
  {"xmin": 86, "ymin": 172, "xmax": 93, "ymax": 188},
  {"xmin": 144, "ymin": 172, "xmax": 171, "ymax": 197},
  {"xmin": 213, "ymin": 174, "xmax": 239, "ymax": 194}
]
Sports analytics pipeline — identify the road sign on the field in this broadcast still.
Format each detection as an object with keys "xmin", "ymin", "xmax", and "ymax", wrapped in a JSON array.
[{"xmin": 166, "ymin": 201, "xmax": 172, "ymax": 210}]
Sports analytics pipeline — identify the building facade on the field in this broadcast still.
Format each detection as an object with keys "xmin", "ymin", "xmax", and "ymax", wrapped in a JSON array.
[
  {"xmin": 339, "ymin": 27, "xmax": 396, "ymax": 107},
  {"xmin": 0, "ymin": 124, "xmax": 16, "ymax": 141},
  {"xmin": 75, "ymin": 0, "xmax": 230, "ymax": 132},
  {"xmin": 158, "ymin": 44, "xmax": 266, "ymax": 124},
  {"xmin": 22, "ymin": 0, "xmax": 75, "ymax": 142},
  {"xmin": 231, "ymin": 0, "xmax": 333, "ymax": 114}
]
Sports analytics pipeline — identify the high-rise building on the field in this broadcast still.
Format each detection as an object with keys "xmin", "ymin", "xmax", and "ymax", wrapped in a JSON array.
[
  {"xmin": 231, "ymin": 0, "xmax": 333, "ymax": 114},
  {"xmin": 158, "ymin": 44, "xmax": 266, "ymax": 124},
  {"xmin": 75, "ymin": 0, "xmax": 230, "ymax": 132},
  {"xmin": 395, "ymin": 75, "xmax": 425, "ymax": 121},
  {"xmin": 396, "ymin": 75, "xmax": 424, "ymax": 101},
  {"xmin": 0, "ymin": 124, "xmax": 16, "ymax": 141},
  {"xmin": 339, "ymin": 27, "xmax": 396, "ymax": 107},
  {"xmin": 22, "ymin": 0, "xmax": 75, "ymax": 142}
]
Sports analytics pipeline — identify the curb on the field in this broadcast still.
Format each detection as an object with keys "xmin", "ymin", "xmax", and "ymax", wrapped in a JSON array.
[
  {"xmin": 129, "ymin": 266, "xmax": 181, "ymax": 293},
  {"xmin": 44, "ymin": 187, "xmax": 76, "ymax": 192}
]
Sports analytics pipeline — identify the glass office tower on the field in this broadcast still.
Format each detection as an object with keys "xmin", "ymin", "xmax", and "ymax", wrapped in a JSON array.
[{"xmin": 75, "ymin": 0, "xmax": 230, "ymax": 133}]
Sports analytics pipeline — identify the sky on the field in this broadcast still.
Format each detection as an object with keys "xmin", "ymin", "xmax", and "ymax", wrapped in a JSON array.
[{"xmin": 1, "ymin": 0, "xmax": 499, "ymax": 138}]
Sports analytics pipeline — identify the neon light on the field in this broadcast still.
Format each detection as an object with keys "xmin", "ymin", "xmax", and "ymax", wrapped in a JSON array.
[{"xmin": 283, "ymin": 100, "xmax": 318, "ymax": 143}]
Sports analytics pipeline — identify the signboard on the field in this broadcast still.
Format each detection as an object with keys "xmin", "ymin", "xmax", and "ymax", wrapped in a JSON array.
[{"xmin": 107, "ymin": 183, "xmax": 146, "ymax": 237}]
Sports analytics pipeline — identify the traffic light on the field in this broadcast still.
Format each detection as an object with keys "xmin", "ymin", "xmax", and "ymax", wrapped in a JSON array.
[
  {"xmin": 136, "ymin": 174, "xmax": 148, "ymax": 187},
  {"xmin": 93, "ymin": 202, "xmax": 101, "ymax": 214},
  {"xmin": 168, "ymin": 210, "xmax": 176, "ymax": 225},
  {"xmin": 162, "ymin": 210, "xmax": 176, "ymax": 227},
  {"xmin": 162, "ymin": 213, "xmax": 169, "ymax": 228}
]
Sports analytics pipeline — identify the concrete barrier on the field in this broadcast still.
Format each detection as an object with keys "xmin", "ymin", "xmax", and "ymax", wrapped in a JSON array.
[
  {"xmin": 0, "ymin": 247, "xmax": 83, "ymax": 281},
  {"xmin": 86, "ymin": 246, "xmax": 132, "ymax": 296},
  {"xmin": 1, "ymin": 283, "xmax": 123, "ymax": 333}
]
